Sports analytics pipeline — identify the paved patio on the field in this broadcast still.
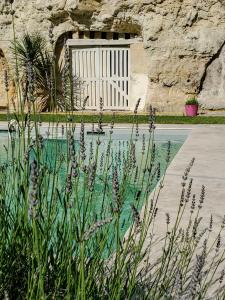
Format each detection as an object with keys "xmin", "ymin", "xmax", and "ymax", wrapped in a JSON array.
[{"xmin": 151, "ymin": 124, "xmax": 225, "ymax": 242}]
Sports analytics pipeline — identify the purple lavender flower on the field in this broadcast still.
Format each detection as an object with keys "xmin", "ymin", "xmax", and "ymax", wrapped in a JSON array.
[
  {"xmin": 185, "ymin": 178, "xmax": 193, "ymax": 203},
  {"xmin": 157, "ymin": 162, "xmax": 161, "ymax": 181},
  {"xmin": 27, "ymin": 61, "xmax": 35, "ymax": 99},
  {"xmin": 62, "ymin": 43, "xmax": 70, "ymax": 102},
  {"xmin": 134, "ymin": 166, "xmax": 139, "ymax": 183},
  {"xmin": 131, "ymin": 204, "xmax": 141, "ymax": 227},
  {"xmin": 99, "ymin": 97, "xmax": 104, "ymax": 111},
  {"xmin": 174, "ymin": 269, "xmax": 182, "ymax": 299},
  {"xmin": 166, "ymin": 213, "xmax": 170, "ymax": 225},
  {"xmin": 4, "ymin": 70, "xmax": 9, "ymax": 92},
  {"xmin": 148, "ymin": 105, "xmax": 157, "ymax": 132},
  {"xmin": 89, "ymin": 141, "xmax": 93, "ymax": 160},
  {"xmin": 219, "ymin": 270, "xmax": 225, "ymax": 284},
  {"xmin": 198, "ymin": 185, "xmax": 205, "ymax": 209},
  {"xmin": 113, "ymin": 165, "xmax": 120, "ymax": 206},
  {"xmin": 187, "ymin": 240, "xmax": 207, "ymax": 298},
  {"xmin": 209, "ymin": 215, "xmax": 213, "ymax": 232},
  {"xmin": 29, "ymin": 159, "xmax": 39, "ymax": 218},
  {"xmin": 66, "ymin": 173, "xmax": 72, "ymax": 194},
  {"xmin": 142, "ymin": 134, "xmax": 145, "ymax": 155},
  {"xmin": 67, "ymin": 130, "xmax": 76, "ymax": 160},
  {"xmin": 88, "ymin": 162, "xmax": 97, "ymax": 192},
  {"xmin": 80, "ymin": 122, "xmax": 86, "ymax": 161},
  {"xmin": 180, "ymin": 188, "xmax": 185, "ymax": 207},
  {"xmin": 221, "ymin": 216, "xmax": 225, "ymax": 229},
  {"xmin": 166, "ymin": 141, "xmax": 171, "ymax": 163},
  {"xmin": 100, "ymin": 153, "xmax": 104, "ymax": 172},
  {"xmin": 110, "ymin": 117, "xmax": 115, "ymax": 135},
  {"xmin": 131, "ymin": 142, "xmax": 136, "ymax": 167},
  {"xmin": 64, "ymin": 43, "xmax": 70, "ymax": 66},
  {"xmin": 106, "ymin": 142, "xmax": 111, "ymax": 157},
  {"xmin": 82, "ymin": 165, "xmax": 88, "ymax": 174},
  {"xmin": 71, "ymin": 160, "xmax": 79, "ymax": 178},
  {"xmin": 118, "ymin": 148, "xmax": 121, "ymax": 165},
  {"xmin": 24, "ymin": 147, "xmax": 30, "ymax": 162},
  {"xmin": 62, "ymin": 125, "xmax": 65, "ymax": 136},
  {"xmin": 191, "ymin": 194, "xmax": 196, "ymax": 213},
  {"xmin": 135, "ymin": 121, "xmax": 139, "ymax": 140},
  {"xmin": 37, "ymin": 134, "xmax": 44, "ymax": 149},
  {"xmin": 216, "ymin": 234, "xmax": 221, "ymax": 252},
  {"xmin": 83, "ymin": 217, "xmax": 113, "ymax": 241}
]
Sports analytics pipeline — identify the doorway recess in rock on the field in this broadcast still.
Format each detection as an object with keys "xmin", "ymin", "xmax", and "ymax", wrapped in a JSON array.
[
  {"xmin": 55, "ymin": 31, "xmax": 73, "ymax": 70},
  {"xmin": 65, "ymin": 30, "xmax": 149, "ymax": 111}
]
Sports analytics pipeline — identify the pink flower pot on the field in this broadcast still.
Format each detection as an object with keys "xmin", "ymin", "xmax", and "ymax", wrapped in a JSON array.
[{"xmin": 185, "ymin": 104, "xmax": 198, "ymax": 117}]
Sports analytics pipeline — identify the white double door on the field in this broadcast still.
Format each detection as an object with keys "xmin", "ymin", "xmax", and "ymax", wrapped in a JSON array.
[{"xmin": 72, "ymin": 46, "xmax": 130, "ymax": 110}]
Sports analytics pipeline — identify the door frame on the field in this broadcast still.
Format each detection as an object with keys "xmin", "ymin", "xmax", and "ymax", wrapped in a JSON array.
[
  {"xmin": 67, "ymin": 39, "xmax": 141, "ymax": 111},
  {"xmin": 67, "ymin": 39, "xmax": 139, "ymax": 47}
]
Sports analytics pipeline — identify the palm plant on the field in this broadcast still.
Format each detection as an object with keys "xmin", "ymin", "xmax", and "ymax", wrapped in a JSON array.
[
  {"xmin": 34, "ymin": 50, "xmax": 53, "ymax": 111},
  {"xmin": 12, "ymin": 33, "xmax": 45, "ymax": 68},
  {"xmin": 11, "ymin": 33, "xmax": 54, "ymax": 111},
  {"xmin": 12, "ymin": 32, "xmax": 90, "ymax": 112}
]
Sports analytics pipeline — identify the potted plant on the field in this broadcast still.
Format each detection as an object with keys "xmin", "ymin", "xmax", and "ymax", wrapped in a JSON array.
[{"xmin": 185, "ymin": 97, "xmax": 199, "ymax": 117}]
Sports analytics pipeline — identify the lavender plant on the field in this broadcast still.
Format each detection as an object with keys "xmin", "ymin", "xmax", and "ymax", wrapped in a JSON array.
[
  {"xmin": 1, "ymin": 102, "xmax": 225, "ymax": 300},
  {"xmin": 0, "ymin": 6, "xmax": 225, "ymax": 300}
]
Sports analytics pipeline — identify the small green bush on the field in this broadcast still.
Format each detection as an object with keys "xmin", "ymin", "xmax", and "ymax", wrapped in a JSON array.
[{"xmin": 185, "ymin": 98, "xmax": 199, "ymax": 105}]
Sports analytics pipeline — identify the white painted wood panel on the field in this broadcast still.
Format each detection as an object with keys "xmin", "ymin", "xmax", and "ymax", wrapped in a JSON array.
[{"xmin": 72, "ymin": 46, "xmax": 130, "ymax": 110}]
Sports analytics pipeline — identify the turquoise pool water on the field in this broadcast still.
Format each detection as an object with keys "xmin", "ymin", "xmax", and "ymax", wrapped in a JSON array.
[{"xmin": 0, "ymin": 127, "xmax": 189, "ymax": 236}]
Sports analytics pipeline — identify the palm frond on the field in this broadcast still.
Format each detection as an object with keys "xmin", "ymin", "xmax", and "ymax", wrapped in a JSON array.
[{"xmin": 11, "ymin": 33, "xmax": 46, "ymax": 68}]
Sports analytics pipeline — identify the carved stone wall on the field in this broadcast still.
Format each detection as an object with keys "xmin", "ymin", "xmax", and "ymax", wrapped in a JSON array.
[{"xmin": 1, "ymin": 0, "xmax": 225, "ymax": 112}]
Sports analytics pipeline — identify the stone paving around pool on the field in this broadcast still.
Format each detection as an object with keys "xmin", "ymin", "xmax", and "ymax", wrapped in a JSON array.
[{"xmin": 146, "ymin": 124, "xmax": 225, "ymax": 245}]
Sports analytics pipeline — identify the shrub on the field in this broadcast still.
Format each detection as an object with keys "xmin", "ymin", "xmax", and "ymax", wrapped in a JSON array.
[{"xmin": 185, "ymin": 97, "xmax": 199, "ymax": 105}]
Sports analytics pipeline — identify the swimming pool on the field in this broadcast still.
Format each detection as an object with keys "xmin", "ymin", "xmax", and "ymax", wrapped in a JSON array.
[{"xmin": 0, "ymin": 126, "xmax": 189, "ymax": 236}]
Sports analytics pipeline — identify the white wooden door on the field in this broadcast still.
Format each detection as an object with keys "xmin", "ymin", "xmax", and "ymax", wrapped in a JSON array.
[{"xmin": 72, "ymin": 46, "xmax": 130, "ymax": 110}]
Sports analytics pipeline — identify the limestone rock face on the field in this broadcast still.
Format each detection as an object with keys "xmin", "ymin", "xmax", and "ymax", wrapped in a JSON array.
[
  {"xmin": 198, "ymin": 44, "xmax": 225, "ymax": 110},
  {"xmin": 1, "ymin": 0, "xmax": 225, "ymax": 112}
]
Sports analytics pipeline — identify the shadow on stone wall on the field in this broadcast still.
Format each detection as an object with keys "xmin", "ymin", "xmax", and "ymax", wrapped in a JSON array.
[{"xmin": 198, "ymin": 41, "xmax": 225, "ymax": 110}]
